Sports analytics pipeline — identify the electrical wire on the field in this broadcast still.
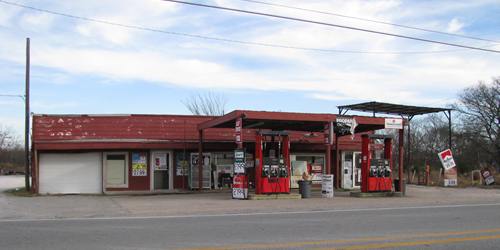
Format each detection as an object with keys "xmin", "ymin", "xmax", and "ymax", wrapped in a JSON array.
[
  {"xmin": 0, "ymin": 0, "xmax": 494, "ymax": 55},
  {"xmin": 0, "ymin": 94, "xmax": 25, "ymax": 100},
  {"xmin": 237, "ymin": 0, "xmax": 500, "ymax": 44},
  {"xmin": 161, "ymin": 0, "xmax": 500, "ymax": 53}
]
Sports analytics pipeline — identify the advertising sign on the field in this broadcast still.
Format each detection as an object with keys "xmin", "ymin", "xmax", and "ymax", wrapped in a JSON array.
[
  {"xmin": 438, "ymin": 149, "xmax": 456, "ymax": 170},
  {"xmin": 152, "ymin": 152, "xmax": 168, "ymax": 170},
  {"xmin": 336, "ymin": 116, "xmax": 357, "ymax": 138},
  {"xmin": 444, "ymin": 167, "xmax": 458, "ymax": 187},
  {"xmin": 176, "ymin": 160, "xmax": 188, "ymax": 176},
  {"xmin": 311, "ymin": 164, "xmax": 323, "ymax": 183},
  {"xmin": 384, "ymin": 118, "xmax": 403, "ymax": 129},
  {"xmin": 321, "ymin": 174, "xmax": 334, "ymax": 198},
  {"xmin": 232, "ymin": 174, "xmax": 248, "ymax": 199},
  {"xmin": 234, "ymin": 149, "xmax": 246, "ymax": 174},
  {"xmin": 132, "ymin": 152, "xmax": 147, "ymax": 176},
  {"xmin": 481, "ymin": 168, "xmax": 496, "ymax": 186},
  {"xmin": 235, "ymin": 117, "xmax": 243, "ymax": 147}
]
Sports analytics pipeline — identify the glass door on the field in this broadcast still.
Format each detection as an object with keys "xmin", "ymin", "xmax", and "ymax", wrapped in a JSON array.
[
  {"xmin": 353, "ymin": 152, "xmax": 362, "ymax": 188},
  {"xmin": 151, "ymin": 151, "xmax": 172, "ymax": 190}
]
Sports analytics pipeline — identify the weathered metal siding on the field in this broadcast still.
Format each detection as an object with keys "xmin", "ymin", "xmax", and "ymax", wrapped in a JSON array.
[{"xmin": 33, "ymin": 114, "xmax": 345, "ymax": 150}]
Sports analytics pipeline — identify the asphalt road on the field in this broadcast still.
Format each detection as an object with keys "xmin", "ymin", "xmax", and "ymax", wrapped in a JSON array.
[{"xmin": 1, "ymin": 202, "xmax": 499, "ymax": 250}]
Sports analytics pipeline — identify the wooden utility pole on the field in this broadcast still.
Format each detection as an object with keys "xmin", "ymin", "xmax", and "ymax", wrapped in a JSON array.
[{"xmin": 25, "ymin": 38, "xmax": 30, "ymax": 191}]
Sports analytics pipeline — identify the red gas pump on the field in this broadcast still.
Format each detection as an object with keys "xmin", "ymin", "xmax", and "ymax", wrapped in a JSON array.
[
  {"xmin": 361, "ymin": 134, "xmax": 393, "ymax": 192},
  {"xmin": 255, "ymin": 131, "xmax": 291, "ymax": 194}
]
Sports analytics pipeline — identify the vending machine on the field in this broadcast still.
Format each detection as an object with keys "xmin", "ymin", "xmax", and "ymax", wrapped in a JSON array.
[
  {"xmin": 254, "ymin": 131, "xmax": 291, "ymax": 194},
  {"xmin": 361, "ymin": 134, "xmax": 393, "ymax": 192}
]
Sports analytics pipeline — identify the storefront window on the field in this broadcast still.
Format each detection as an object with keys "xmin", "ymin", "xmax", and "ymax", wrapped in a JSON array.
[{"xmin": 105, "ymin": 153, "xmax": 128, "ymax": 187}]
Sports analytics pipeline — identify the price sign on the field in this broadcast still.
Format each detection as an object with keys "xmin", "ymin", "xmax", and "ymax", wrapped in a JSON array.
[
  {"xmin": 232, "ymin": 174, "xmax": 248, "ymax": 199},
  {"xmin": 232, "ymin": 188, "xmax": 247, "ymax": 199},
  {"xmin": 234, "ymin": 149, "xmax": 246, "ymax": 174}
]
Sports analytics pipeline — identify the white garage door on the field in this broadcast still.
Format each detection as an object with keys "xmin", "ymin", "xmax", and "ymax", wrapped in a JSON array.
[{"xmin": 39, "ymin": 153, "xmax": 102, "ymax": 194}]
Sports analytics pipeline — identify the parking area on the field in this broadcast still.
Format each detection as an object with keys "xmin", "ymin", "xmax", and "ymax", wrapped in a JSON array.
[{"xmin": 1, "ymin": 176, "xmax": 500, "ymax": 221}]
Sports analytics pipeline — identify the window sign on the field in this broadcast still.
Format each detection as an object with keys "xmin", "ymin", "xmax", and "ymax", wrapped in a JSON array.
[
  {"xmin": 132, "ymin": 152, "xmax": 148, "ymax": 176},
  {"xmin": 153, "ymin": 152, "xmax": 169, "ymax": 170}
]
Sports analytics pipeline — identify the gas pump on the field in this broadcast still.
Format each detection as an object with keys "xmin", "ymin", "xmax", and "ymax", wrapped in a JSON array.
[
  {"xmin": 255, "ymin": 131, "xmax": 291, "ymax": 194},
  {"xmin": 361, "ymin": 134, "xmax": 393, "ymax": 192}
]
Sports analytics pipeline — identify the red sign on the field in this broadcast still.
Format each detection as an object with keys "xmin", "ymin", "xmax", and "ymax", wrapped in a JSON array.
[
  {"xmin": 232, "ymin": 174, "xmax": 248, "ymax": 199},
  {"xmin": 438, "ymin": 149, "xmax": 456, "ymax": 170},
  {"xmin": 235, "ymin": 117, "xmax": 243, "ymax": 147}
]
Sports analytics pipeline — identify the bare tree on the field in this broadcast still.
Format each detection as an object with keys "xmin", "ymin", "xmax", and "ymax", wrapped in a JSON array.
[
  {"xmin": 452, "ymin": 78, "xmax": 499, "ymax": 169},
  {"xmin": 0, "ymin": 126, "xmax": 24, "ymax": 172},
  {"xmin": 183, "ymin": 92, "xmax": 228, "ymax": 116}
]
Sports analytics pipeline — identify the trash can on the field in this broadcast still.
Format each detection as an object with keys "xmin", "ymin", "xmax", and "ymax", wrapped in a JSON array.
[
  {"xmin": 394, "ymin": 179, "xmax": 406, "ymax": 194},
  {"xmin": 298, "ymin": 180, "xmax": 312, "ymax": 198}
]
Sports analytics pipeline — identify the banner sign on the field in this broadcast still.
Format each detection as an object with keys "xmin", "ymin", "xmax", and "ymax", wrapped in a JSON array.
[
  {"xmin": 235, "ymin": 117, "xmax": 243, "ymax": 147},
  {"xmin": 324, "ymin": 122, "xmax": 334, "ymax": 145},
  {"xmin": 384, "ymin": 118, "xmax": 403, "ymax": 129},
  {"xmin": 132, "ymin": 152, "xmax": 148, "ymax": 176},
  {"xmin": 438, "ymin": 149, "xmax": 456, "ymax": 170}
]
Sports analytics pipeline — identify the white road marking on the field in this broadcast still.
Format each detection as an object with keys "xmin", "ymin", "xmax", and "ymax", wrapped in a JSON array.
[{"xmin": 1, "ymin": 202, "xmax": 500, "ymax": 223}]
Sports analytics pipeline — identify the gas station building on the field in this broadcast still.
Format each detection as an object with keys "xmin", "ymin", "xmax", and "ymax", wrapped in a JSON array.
[{"xmin": 31, "ymin": 109, "xmax": 407, "ymax": 195}]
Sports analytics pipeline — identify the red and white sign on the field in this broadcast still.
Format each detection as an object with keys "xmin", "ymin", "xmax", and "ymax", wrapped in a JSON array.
[
  {"xmin": 444, "ymin": 167, "xmax": 458, "ymax": 187},
  {"xmin": 438, "ymin": 149, "xmax": 456, "ymax": 170},
  {"xmin": 232, "ymin": 174, "xmax": 248, "ymax": 199},
  {"xmin": 235, "ymin": 118, "xmax": 243, "ymax": 146},
  {"xmin": 384, "ymin": 118, "xmax": 403, "ymax": 129}
]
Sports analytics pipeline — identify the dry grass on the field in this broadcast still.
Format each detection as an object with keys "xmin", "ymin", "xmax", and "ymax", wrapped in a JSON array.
[
  {"xmin": 4, "ymin": 187, "xmax": 36, "ymax": 197},
  {"xmin": 408, "ymin": 169, "xmax": 499, "ymax": 188}
]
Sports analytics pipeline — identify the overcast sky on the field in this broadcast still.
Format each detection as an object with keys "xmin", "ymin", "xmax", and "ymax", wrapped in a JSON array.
[{"xmin": 1, "ymin": 0, "xmax": 499, "ymax": 135}]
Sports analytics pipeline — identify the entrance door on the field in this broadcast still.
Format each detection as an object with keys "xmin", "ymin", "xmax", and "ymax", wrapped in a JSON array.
[
  {"xmin": 150, "ymin": 151, "xmax": 173, "ymax": 190},
  {"xmin": 342, "ymin": 152, "xmax": 353, "ymax": 189},
  {"xmin": 353, "ymin": 152, "xmax": 362, "ymax": 188},
  {"xmin": 342, "ymin": 151, "xmax": 362, "ymax": 189}
]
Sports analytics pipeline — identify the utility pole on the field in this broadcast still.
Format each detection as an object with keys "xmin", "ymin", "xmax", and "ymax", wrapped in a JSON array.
[{"xmin": 25, "ymin": 37, "xmax": 30, "ymax": 191}]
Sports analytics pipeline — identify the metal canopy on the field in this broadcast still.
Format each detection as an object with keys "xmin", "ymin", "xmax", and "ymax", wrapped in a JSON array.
[
  {"xmin": 338, "ymin": 101, "xmax": 452, "ymax": 118},
  {"xmin": 338, "ymin": 101, "xmax": 453, "ymax": 185},
  {"xmin": 197, "ymin": 110, "xmax": 336, "ymax": 132}
]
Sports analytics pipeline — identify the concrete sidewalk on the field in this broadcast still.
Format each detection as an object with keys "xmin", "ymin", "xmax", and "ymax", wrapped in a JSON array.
[{"xmin": 1, "ymin": 176, "xmax": 500, "ymax": 220}]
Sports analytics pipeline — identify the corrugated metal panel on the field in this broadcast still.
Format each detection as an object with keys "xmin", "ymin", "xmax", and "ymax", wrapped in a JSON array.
[{"xmin": 33, "ymin": 114, "xmax": 364, "ymax": 150}]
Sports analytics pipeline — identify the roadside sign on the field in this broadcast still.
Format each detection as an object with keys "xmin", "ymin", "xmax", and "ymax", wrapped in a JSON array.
[
  {"xmin": 481, "ymin": 168, "xmax": 496, "ymax": 186},
  {"xmin": 384, "ymin": 118, "xmax": 403, "ymax": 129},
  {"xmin": 438, "ymin": 149, "xmax": 456, "ymax": 170},
  {"xmin": 234, "ymin": 149, "xmax": 246, "ymax": 174},
  {"xmin": 321, "ymin": 174, "xmax": 334, "ymax": 198},
  {"xmin": 444, "ymin": 167, "xmax": 458, "ymax": 187},
  {"xmin": 232, "ymin": 174, "xmax": 248, "ymax": 199}
]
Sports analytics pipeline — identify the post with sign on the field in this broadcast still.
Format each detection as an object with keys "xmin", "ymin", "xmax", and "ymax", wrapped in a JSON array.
[
  {"xmin": 232, "ymin": 149, "xmax": 248, "ymax": 199},
  {"xmin": 232, "ymin": 117, "xmax": 248, "ymax": 199},
  {"xmin": 481, "ymin": 168, "xmax": 496, "ymax": 186},
  {"xmin": 438, "ymin": 149, "xmax": 458, "ymax": 187}
]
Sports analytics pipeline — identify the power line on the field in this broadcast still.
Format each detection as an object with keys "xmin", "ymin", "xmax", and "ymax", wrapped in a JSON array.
[
  {"xmin": 0, "ymin": 0, "xmax": 492, "ymax": 55},
  {"xmin": 0, "ymin": 94, "xmax": 25, "ymax": 100},
  {"xmin": 238, "ymin": 0, "xmax": 500, "ymax": 44},
  {"xmin": 162, "ymin": 0, "xmax": 500, "ymax": 54}
]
